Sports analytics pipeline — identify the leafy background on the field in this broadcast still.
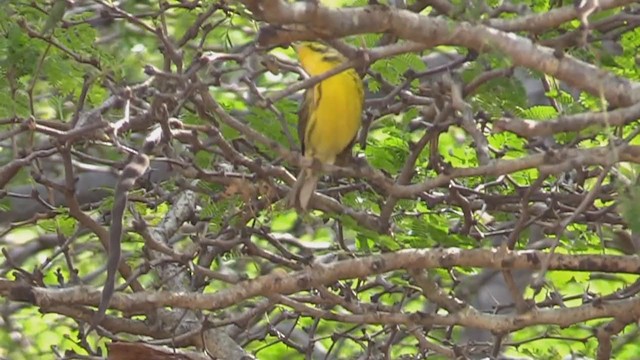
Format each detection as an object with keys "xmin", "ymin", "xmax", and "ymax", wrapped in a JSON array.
[{"xmin": 0, "ymin": 0, "xmax": 640, "ymax": 359}]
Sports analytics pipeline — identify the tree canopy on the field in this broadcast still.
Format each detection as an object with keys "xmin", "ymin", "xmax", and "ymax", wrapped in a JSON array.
[{"xmin": 1, "ymin": 0, "xmax": 640, "ymax": 359}]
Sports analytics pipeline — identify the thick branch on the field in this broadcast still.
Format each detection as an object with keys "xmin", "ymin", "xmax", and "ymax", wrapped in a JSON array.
[
  {"xmin": 494, "ymin": 102, "xmax": 640, "ymax": 138},
  {"xmin": 5, "ymin": 248, "xmax": 639, "ymax": 315},
  {"xmin": 241, "ymin": 0, "xmax": 640, "ymax": 107}
]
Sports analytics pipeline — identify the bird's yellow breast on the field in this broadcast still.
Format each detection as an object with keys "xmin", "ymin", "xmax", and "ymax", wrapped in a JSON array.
[{"xmin": 305, "ymin": 72, "xmax": 362, "ymax": 164}]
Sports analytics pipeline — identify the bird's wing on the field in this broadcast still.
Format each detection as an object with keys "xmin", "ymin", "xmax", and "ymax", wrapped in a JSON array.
[{"xmin": 298, "ymin": 88, "xmax": 314, "ymax": 156}]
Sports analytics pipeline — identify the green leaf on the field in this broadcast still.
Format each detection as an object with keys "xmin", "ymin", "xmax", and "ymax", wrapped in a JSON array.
[
  {"xmin": 271, "ymin": 211, "xmax": 298, "ymax": 232},
  {"xmin": 620, "ymin": 185, "xmax": 640, "ymax": 235},
  {"xmin": 365, "ymin": 126, "xmax": 410, "ymax": 173},
  {"xmin": 371, "ymin": 53, "xmax": 427, "ymax": 86},
  {"xmin": 42, "ymin": 0, "xmax": 67, "ymax": 35},
  {"xmin": 517, "ymin": 105, "xmax": 558, "ymax": 120}
]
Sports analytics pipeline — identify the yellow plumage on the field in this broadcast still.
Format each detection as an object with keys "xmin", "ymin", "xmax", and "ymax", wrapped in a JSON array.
[{"xmin": 288, "ymin": 42, "xmax": 364, "ymax": 211}]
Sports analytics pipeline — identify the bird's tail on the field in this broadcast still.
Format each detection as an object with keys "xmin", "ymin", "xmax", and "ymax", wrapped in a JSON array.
[{"xmin": 287, "ymin": 168, "xmax": 319, "ymax": 212}]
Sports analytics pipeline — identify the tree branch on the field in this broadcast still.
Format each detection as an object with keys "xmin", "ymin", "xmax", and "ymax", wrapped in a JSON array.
[{"xmin": 241, "ymin": 0, "xmax": 640, "ymax": 107}]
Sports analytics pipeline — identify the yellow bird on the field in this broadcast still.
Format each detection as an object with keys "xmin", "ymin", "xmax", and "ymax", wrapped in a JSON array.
[{"xmin": 288, "ymin": 42, "xmax": 364, "ymax": 211}]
